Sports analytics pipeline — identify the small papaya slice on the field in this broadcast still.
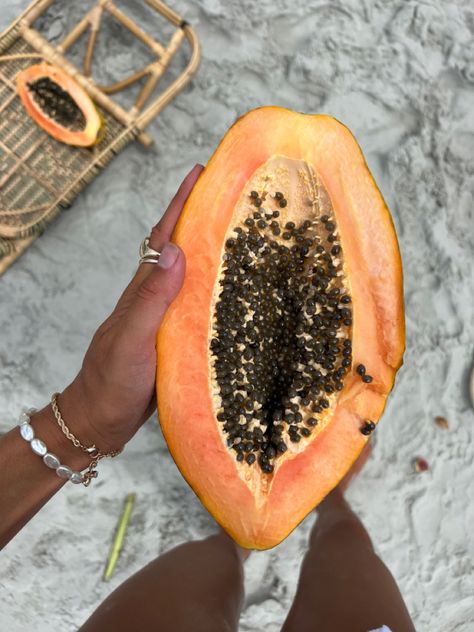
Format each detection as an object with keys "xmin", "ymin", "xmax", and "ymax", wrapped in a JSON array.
[
  {"xmin": 156, "ymin": 107, "xmax": 405, "ymax": 549},
  {"xmin": 16, "ymin": 63, "xmax": 101, "ymax": 147}
]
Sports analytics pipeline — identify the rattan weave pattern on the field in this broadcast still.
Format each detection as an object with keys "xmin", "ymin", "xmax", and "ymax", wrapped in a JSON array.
[{"xmin": 0, "ymin": 0, "xmax": 200, "ymax": 275}]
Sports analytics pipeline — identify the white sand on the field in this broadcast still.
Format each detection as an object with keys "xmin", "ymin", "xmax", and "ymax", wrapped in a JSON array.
[{"xmin": 1, "ymin": 1, "xmax": 474, "ymax": 630}]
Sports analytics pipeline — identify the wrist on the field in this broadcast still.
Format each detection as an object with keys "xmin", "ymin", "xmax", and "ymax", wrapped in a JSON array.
[
  {"xmin": 29, "ymin": 397, "xmax": 91, "ymax": 473},
  {"xmin": 27, "ymin": 382, "xmax": 123, "ymax": 487},
  {"xmin": 60, "ymin": 377, "xmax": 124, "ymax": 453},
  {"xmin": 28, "ymin": 379, "xmax": 118, "ymax": 472}
]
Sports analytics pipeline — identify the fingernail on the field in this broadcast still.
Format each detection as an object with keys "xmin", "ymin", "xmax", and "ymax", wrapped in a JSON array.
[
  {"xmin": 188, "ymin": 163, "xmax": 204, "ymax": 178},
  {"xmin": 158, "ymin": 242, "xmax": 179, "ymax": 269}
]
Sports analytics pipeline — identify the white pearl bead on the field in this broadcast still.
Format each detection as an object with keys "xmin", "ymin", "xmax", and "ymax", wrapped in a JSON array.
[
  {"xmin": 43, "ymin": 453, "xmax": 60, "ymax": 469},
  {"xmin": 20, "ymin": 422, "xmax": 35, "ymax": 441},
  {"xmin": 31, "ymin": 438, "xmax": 47, "ymax": 456},
  {"xmin": 70, "ymin": 472, "xmax": 83, "ymax": 484},
  {"xmin": 56, "ymin": 465, "xmax": 73, "ymax": 480}
]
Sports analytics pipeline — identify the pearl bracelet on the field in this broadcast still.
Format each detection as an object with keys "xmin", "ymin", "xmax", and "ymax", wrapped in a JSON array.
[{"xmin": 18, "ymin": 409, "xmax": 84, "ymax": 485}]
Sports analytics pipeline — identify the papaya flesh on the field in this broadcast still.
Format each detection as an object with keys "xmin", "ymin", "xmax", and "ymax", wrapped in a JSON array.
[
  {"xmin": 157, "ymin": 107, "xmax": 405, "ymax": 549},
  {"xmin": 16, "ymin": 63, "xmax": 101, "ymax": 147}
]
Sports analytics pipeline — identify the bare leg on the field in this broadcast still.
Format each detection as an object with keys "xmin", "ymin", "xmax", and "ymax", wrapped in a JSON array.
[
  {"xmin": 80, "ymin": 531, "xmax": 246, "ymax": 632},
  {"xmin": 282, "ymin": 461, "xmax": 416, "ymax": 632}
]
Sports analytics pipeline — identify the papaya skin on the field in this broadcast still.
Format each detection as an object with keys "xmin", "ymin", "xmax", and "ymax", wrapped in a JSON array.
[
  {"xmin": 16, "ymin": 63, "xmax": 102, "ymax": 147},
  {"xmin": 157, "ymin": 107, "xmax": 405, "ymax": 549}
]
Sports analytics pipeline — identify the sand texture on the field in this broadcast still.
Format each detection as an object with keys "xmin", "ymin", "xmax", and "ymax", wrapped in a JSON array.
[{"xmin": 1, "ymin": 1, "xmax": 474, "ymax": 630}]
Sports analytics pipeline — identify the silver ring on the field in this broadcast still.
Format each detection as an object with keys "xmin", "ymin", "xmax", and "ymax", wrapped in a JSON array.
[{"xmin": 139, "ymin": 237, "xmax": 161, "ymax": 265}]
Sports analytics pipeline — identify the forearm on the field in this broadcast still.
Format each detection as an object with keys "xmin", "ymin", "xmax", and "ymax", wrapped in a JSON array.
[
  {"xmin": 0, "ymin": 385, "xmax": 92, "ymax": 550},
  {"xmin": 0, "ymin": 166, "xmax": 201, "ymax": 551}
]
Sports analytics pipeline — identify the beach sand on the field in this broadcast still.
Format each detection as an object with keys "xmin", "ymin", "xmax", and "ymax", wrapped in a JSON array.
[{"xmin": 1, "ymin": 1, "xmax": 473, "ymax": 630}]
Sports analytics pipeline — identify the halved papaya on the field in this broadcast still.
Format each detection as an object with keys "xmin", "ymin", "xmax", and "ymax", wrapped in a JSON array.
[
  {"xmin": 16, "ymin": 63, "xmax": 101, "ymax": 147},
  {"xmin": 156, "ymin": 107, "xmax": 405, "ymax": 550}
]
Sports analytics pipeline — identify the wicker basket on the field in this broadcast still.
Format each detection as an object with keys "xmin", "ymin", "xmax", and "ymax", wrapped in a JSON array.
[{"xmin": 0, "ymin": 0, "xmax": 200, "ymax": 275}]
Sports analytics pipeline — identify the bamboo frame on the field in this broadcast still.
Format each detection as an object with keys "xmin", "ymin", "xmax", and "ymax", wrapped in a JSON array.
[
  {"xmin": 105, "ymin": 1, "xmax": 166, "ymax": 57},
  {"xmin": 0, "ymin": 0, "xmax": 200, "ymax": 275}
]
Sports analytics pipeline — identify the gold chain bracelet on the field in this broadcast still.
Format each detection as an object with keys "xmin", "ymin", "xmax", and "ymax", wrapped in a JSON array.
[{"xmin": 51, "ymin": 393, "xmax": 122, "ymax": 487}]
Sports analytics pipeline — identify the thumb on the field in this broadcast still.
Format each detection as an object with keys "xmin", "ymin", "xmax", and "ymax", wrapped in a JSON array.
[{"xmin": 126, "ymin": 242, "xmax": 185, "ymax": 341}]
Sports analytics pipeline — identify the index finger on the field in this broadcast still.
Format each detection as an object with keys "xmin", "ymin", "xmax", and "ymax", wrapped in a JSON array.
[
  {"xmin": 116, "ymin": 163, "xmax": 204, "ymax": 307},
  {"xmin": 148, "ymin": 163, "xmax": 204, "ymax": 252}
]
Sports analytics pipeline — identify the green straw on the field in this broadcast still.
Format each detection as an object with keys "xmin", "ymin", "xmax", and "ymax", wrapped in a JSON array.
[{"xmin": 103, "ymin": 493, "xmax": 136, "ymax": 581}]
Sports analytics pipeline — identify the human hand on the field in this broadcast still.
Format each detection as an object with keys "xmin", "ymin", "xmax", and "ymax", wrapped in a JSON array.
[{"xmin": 60, "ymin": 164, "xmax": 203, "ymax": 452}]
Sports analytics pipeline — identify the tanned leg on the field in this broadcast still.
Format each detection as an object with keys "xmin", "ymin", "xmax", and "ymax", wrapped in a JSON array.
[
  {"xmin": 80, "ymin": 531, "xmax": 247, "ymax": 632},
  {"xmin": 282, "ymin": 446, "xmax": 415, "ymax": 632}
]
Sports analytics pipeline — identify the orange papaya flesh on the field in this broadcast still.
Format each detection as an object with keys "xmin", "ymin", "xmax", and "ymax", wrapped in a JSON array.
[
  {"xmin": 16, "ymin": 63, "xmax": 101, "ymax": 147},
  {"xmin": 157, "ymin": 107, "xmax": 405, "ymax": 550}
]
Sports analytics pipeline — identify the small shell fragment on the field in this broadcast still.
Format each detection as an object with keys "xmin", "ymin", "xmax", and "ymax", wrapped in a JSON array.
[
  {"xmin": 413, "ymin": 457, "xmax": 429, "ymax": 473},
  {"xmin": 434, "ymin": 416, "xmax": 449, "ymax": 430}
]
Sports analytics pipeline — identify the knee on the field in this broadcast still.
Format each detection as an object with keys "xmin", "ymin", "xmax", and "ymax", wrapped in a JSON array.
[
  {"xmin": 310, "ymin": 516, "xmax": 373, "ymax": 552},
  {"xmin": 203, "ymin": 533, "xmax": 245, "ymax": 572}
]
